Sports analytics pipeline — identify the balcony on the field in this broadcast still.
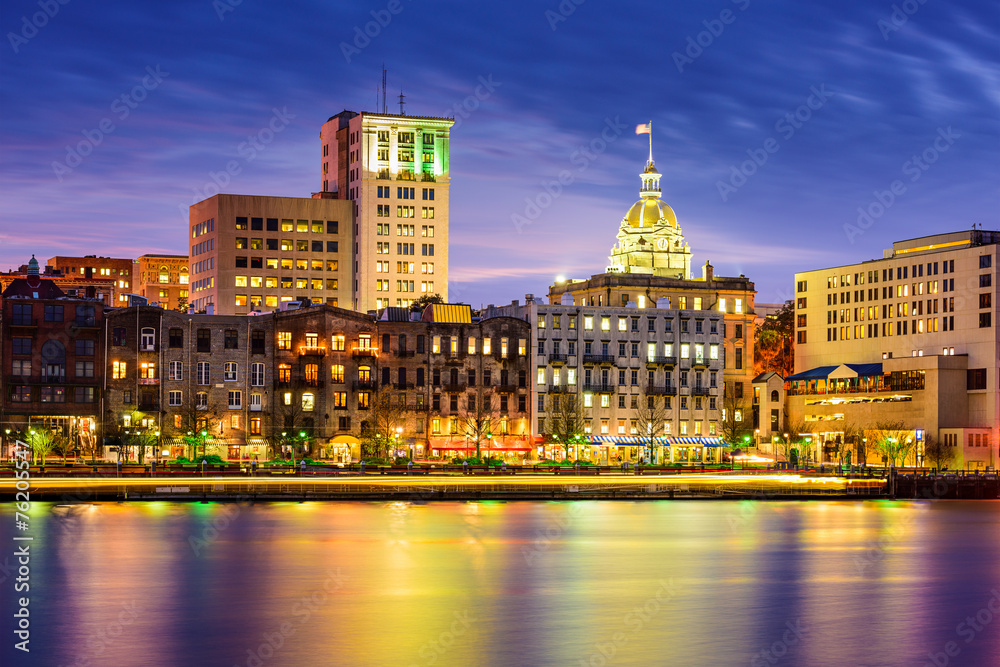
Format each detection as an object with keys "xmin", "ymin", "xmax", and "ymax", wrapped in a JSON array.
[
  {"xmin": 444, "ymin": 355, "xmax": 465, "ymax": 365},
  {"xmin": 691, "ymin": 386, "xmax": 712, "ymax": 396},
  {"xmin": 407, "ymin": 403, "xmax": 430, "ymax": 411},
  {"xmin": 352, "ymin": 380, "xmax": 377, "ymax": 390},
  {"xmin": 548, "ymin": 353, "xmax": 568, "ymax": 364},
  {"xmin": 548, "ymin": 384, "xmax": 571, "ymax": 393},
  {"xmin": 41, "ymin": 374, "xmax": 66, "ymax": 384},
  {"xmin": 299, "ymin": 345, "xmax": 327, "ymax": 356},
  {"xmin": 351, "ymin": 347, "xmax": 378, "ymax": 359},
  {"xmin": 496, "ymin": 384, "xmax": 520, "ymax": 393},
  {"xmin": 582, "ymin": 383, "xmax": 615, "ymax": 393},
  {"xmin": 138, "ymin": 402, "xmax": 160, "ymax": 412},
  {"xmin": 301, "ymin": 379, "xmax": 325, "ymax": 388},
  {"xmin": 646, "ymin": 384, "xmax": 677, "ymax": 396},
  {"xmin": 646, "ymin": 356, "xmax": 677, "ymax": 366},
  {"xmin": 583, "ymin": 354, "xmax": 615, "ymax": 365},
  {"xmin": 692, "ymin": 358, "xmax": 709, "ymax": 368},
  {"xmin": 442, "ymin": 383, "xmax": 467, "ymax": 392},
  {"xmin": 138, "ymin": 378, "xmax": 160, "ymax": 386}
]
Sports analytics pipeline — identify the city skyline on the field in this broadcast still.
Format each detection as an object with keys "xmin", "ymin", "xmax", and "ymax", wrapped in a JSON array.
[{"xmin": 2, "ymin": 0, "xmax": 996, "ymax": 308}]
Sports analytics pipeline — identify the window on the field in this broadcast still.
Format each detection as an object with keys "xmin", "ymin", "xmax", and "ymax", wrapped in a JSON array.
[
  {"xmin": 44, "ymin": 304, "xmax": 64, "ymax": 322},
  {"xmin": 11, "ymin": 360, "xmax": 31, "ymax": 376},
  {"xmin": 302, "ymin": 393, "xmax": 315, "ymax": 411},
  {"xmin": 112, "ymin": 361, "xmax": 127, "ymax": 379},
  {"xmin": 74, "ymin": 387, "xmax": 95, "ymax": 404},
  {"xmin": 980, "ymin": 312, "xmax": 992, "ymax": 328},
  {"xmin": 277, "ymin": 332, "xmax": 292, "ymax": 350},
  {"xmin": 332, "ymin": 334, "xmax": 345, "ymax": 351},
  {"xmin": 11, "ymin": 304, "xmax": 32, "ymax": 326},
  {"xmin": 75, "ymin": 338, "xmax": 95, "ymax": 356},
  {"xmin": 13, "ymin": 337, "xmax": 31, "ymax": 355},
  {"xmin": 967, "ymin": 369, "xmax": 987, "ymax": 390},
  {"xmin": 139, "ymin": 361, "xmax": 156, "ymax": 380},
  {"xmin": 250, "ymin": 363, "xmax": 265, "ymax": 386},
  {"xmin": 169, "ymin": 361, "xmax": 183, "ymax": 380},
  {"xmin": 224, "ymin": 330, "xmax": 238, "ymax": 349},
  {"xmin": 980, "ymin": 255, "xmax": 992, "ymax": 269},
  {"xmin": 197, "ymin": 362, "xmax": 210, "ymax": 385},
  {"xmin": 169, "ymin": 391, "xmax": 182, "ymax": 407},
  {"xmin": 228, "ymin": 391, "xmax": 242, "ymax": 409},
  {"xmin": 197, "ymin": 329, "xmax": 211, "ymax": 352}
]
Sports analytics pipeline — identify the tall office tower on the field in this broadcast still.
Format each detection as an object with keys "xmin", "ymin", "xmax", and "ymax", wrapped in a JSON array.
[
  {"xmin": 318, "ymin": 111, "xmax": 454, "ymax": 313},
  {"xmin": 187, "ymin": 195, "xmax": 354, "ymax": 315}
]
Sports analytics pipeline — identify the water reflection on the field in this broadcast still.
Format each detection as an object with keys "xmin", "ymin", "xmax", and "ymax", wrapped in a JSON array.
[{"xmin": 1, "ymin": 501, "xmax": 998, "ymax": 666}]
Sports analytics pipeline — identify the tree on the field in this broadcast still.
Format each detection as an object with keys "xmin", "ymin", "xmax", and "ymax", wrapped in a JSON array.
[
  {"xmin": 754, "ymin": 301, "xmax": 794, "ymax": 377},
  {"xmin": 547, "ymin": 391, "xmax": 588, "ymax": 460},
  {"xmin": 409, "ymin": 293, "xmax": 444, "ymax": 312},
  {"xmin": 634, "ymin": 393, "xmax": 669, "ymax": 464},
  {"xmin": 25, "ymin": 427, "xmax": 55, "ymax": 465},
  {"xmin": 50, "ymin": 429, "xmax": 75, "ymax": 462},
  {"xmin": 840, "ymin": 422, "xmax": 864, "ymax": 465},
  {"xmin": 274, "ymin": 398, "xmax": 315, "ymax": 464},
  {"xmin": 720, "ymin": 383, "xmax": 753, "ymax": 446},
  {"xmin": 871, "ymin": 420, "xmax": 914, "ymax": 467},
  {"xmin": 921, "ymin": 433, "xmax": 952, "ymax": 471},
  {"xmin": 166, "ymin": 405, "xmax": 219, "ymax": 461},
  {"xmin": 775, "ymin": 416, "xmax": 813, "ymax": 464},
  {"xmin": 361, "ymin": 388, "xmax": 407, "ymax": 460},
  {"xmin": 460, "ymin": 384, "xmax": 501, "ymax": 460}
]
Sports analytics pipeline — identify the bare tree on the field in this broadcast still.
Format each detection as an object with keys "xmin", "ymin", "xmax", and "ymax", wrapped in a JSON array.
[
  {"xmin": 547, "ymin": 391, "xmax": 588, "ymax": 460},
  {"xmin": 361, "ymin": 388, "xmax": 407, "ymax": 460},
  {"xmin": 840, "ymin": 422, "xmax": 864, "ymax": 466},
  {"xmin": 166, "ymin": 405, "xmax": 220, "ymax": 461},
  {"xmin": 922, "ymin": 433, "xmax": 952, "ymax": 471},
  {"xmin": 720, "ymin": 383, "xmax": 753, "ymax": 447},
  {"xmin": 871, "ymin": 420, "xmax": 914, "ymax": 467},
  {"xmin": 776, "ymin": 416, "xmax": 814, "ymax": 464},
  {"xmin": 634, "ymin": 393, "xmax": 669, "ymax": 464},
  {"xmin": 461, "ymin": 385, "xmax": 501, "ymax": 460}
]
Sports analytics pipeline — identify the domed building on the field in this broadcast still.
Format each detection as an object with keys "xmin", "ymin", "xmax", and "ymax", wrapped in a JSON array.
[{"xmin": 606, "ymin": 158, "xmax": 691, "ymax": 279}]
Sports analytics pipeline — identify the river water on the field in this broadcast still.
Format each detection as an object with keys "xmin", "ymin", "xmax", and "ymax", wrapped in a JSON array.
[{"xmin": 1, "ymin": 500, "xmax": 999, "ymax": 667}]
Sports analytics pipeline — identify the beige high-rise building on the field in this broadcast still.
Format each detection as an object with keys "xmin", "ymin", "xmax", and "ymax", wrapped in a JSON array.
[
  {"xmin": 319, "ymin": 111, "xmax": 454, "ymax": 313},
  {"xmin": 789, "ymin": 230, "xmax": 1000, "ymax": 469},
  {"xmin": 187, "ymin": 195, "xmax": 354, "ymax": 315}
]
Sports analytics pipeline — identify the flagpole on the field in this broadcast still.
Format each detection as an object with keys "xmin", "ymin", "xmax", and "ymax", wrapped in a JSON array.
[{"xmin": 648, "ymin": 120, "xmax": 653, "ymax": 163}]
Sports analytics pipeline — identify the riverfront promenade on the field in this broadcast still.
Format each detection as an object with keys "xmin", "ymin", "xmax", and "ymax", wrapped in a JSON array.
[{"xmin": 2, "ymin": 470, "xmax": 882, "ymax": 501}]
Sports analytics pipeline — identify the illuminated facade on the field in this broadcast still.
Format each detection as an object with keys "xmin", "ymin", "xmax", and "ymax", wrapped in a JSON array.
[
  {"xmin": 187, "ymin": 195, "xmax": 353, "ymax": 315},
  {"xmin": 319, "ymin": 111, "xmax": 454, "ymax": 312},
  {"xmin": 135, "ymin": 254, "xmax": 189, "ymax": 311},
  {"xmin": 607, "ymin": 158, "xmax": 691, "ymax": 278},
  {"xmin": 789, "ymin": 230, "xmax": 1000, "ymax": 469}
]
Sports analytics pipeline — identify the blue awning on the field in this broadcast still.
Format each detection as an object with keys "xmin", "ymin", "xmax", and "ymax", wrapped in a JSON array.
[
  {"xmin": 588, "ymin": 436, "xmax": 670, "ymax": 445},
  {"xmin": 785, "ymin": 363, "xmax": 883, "ymax": 382},
  {"xmin": 667, "ymin": 437, "xmax": 726, "ymax": 447}
]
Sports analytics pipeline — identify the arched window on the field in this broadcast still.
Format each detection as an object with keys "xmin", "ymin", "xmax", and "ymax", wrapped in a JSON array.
[
  {"xmin": 179, "ymin": 267, "xmax": 189, "ymax": 285},
  {"xmin": 159, "ymin": 266, "xmax": 169, "ymax": 284},
  {"xmin": 358, "ymin": 365, "xmax": 371, "ymax": 382},
  {"xmin": 770, "ymin": 390, "xmax": 779, "ymax": 402},
  {"xmin": 140, "ymin": 327, "xmax": 155, "ymax": 351}
]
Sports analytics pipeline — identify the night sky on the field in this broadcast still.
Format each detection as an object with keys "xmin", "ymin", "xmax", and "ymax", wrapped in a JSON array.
[{"xmin": 2, "ymin": 0, "xmax": 997, "ymax": 307}]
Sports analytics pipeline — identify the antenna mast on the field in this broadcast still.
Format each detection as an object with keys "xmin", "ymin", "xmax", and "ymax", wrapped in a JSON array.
[
  {"xmin": 381, "ymin": 64, "xmax": 387, "ymax": 114},
  {"xmin": 398, "ymin": 87, "xmax": 406, "ymax": 115}
]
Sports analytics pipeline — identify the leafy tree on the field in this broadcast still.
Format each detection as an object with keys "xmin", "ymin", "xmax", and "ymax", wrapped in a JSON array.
[
  {"xmin": 754, "ymin": 301, "xmax": 794, "ymax": 377},
  {"xmin": 546, "ymin": 391, "xmax": 588, "ymax": 460},
  {"xmin": 25, "ymin": 427, "xmax": 55, "ymax": 465},
  {"xmin": 409, "ymin": 293, "xmax": 444, "ymax": 312},
  {"xmin": 871, "ymin": 420, "xmax": 914, "ymax": 467},
  {"xmin": 775, "ymin": 416, "xmax": 813, "ymax": 463},
  {"xmin": 634, "ymin": 393, "xmax": 669, "ymax": 464}
]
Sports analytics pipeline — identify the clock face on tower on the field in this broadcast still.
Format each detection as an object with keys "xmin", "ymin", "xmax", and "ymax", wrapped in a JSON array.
[{"xmin": 656, "ymin": 238, "xmax": 669, "ymax": 250}]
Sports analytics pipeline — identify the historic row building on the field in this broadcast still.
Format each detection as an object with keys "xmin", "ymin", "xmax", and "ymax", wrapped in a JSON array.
[{"xmin": 0, "ymin": 258, "xmax": 105, "ymax": 457}]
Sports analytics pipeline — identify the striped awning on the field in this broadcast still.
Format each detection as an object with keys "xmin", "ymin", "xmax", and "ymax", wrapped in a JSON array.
[
  {"xmin": 588, "ymin": 436, "xmax": 670, "ymax": 445},
  {"xmin": 667, "ymin": 437, "xmax": 726, "ymax": 447}
]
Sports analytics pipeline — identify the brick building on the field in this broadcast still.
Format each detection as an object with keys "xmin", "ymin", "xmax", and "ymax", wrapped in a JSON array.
[{"xmin": 0, "ymin": 258, "xmax": 104, "ymax": 458}]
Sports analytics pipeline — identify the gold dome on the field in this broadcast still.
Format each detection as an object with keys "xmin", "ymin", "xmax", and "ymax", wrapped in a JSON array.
[{"xmin": 624, "ymin": 198, "xmax": 677, "ymax": 228}]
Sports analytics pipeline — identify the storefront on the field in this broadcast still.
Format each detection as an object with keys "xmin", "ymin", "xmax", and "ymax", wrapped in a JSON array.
[
  {"xmin": 325, "ymin": 435, "xmax": 359, "ymax": 463},
  {"xmin": 666, "ymin": 437, "xmax": 726, "ymax": 463},
  {"xmin": 587, "ymin": 436, "xmax": 671, "ymax": 464}
]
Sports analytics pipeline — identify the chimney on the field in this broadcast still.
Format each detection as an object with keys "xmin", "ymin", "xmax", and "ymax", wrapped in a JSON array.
[{"xmin": 702, "ymin": 261, "xmax": 714, "ymax": 283}]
